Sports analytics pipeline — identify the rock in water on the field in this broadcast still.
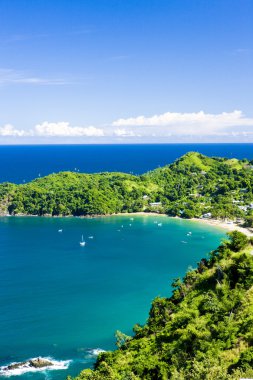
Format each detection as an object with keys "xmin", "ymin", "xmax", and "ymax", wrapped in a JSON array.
[
  {"xmin": 7, "ymin": 362, "xmax": 26, "ymax": 370},
  {"xmin": 29, "ymin": 358, "xmax": 53, "ymax": 368},
  {"xmin": 4, "ymin": 358, "xmax": 54, "ymax": 371}
]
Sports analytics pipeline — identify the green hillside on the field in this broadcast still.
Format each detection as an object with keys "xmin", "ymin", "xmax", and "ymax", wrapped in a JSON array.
[
  {"xmin": 1, "ymin": 152, "xmax": 253, "ymax": 222},
  {"xmin": 69, "ymin": 231, "xmax": 253, "ymax": 380}
]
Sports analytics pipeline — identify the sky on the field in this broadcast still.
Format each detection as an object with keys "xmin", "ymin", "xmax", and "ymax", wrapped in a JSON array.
[{"xmin": 0, "ymin": 0, "xmax": 252, "ymax": 143}]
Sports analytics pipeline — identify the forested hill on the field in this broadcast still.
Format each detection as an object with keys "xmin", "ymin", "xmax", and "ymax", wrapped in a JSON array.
[
  {"xmin": 1, "ymin": 152, "xmax": 253, "ymax": 223},
  {"xmin": 70, "ymin": 231, "xmax": 253, "ymax": 380}
]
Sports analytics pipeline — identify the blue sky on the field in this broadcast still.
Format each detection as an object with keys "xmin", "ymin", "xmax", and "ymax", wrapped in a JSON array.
[{"xmin": 0, "ymin": 0, "xmax": 252, "ymax": 143}]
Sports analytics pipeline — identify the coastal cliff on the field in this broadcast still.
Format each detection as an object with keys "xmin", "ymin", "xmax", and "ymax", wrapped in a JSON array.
[{"xmin": 70, "ymin": 231, "xmax": 253, "ymax": 379}]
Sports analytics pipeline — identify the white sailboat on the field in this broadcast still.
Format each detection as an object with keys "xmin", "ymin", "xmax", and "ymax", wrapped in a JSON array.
[{"xmin": 80, "ymin": 235, "xmax": 86, "ymax": 246}]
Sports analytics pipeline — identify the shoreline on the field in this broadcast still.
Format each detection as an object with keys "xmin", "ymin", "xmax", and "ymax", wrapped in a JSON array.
[
  {"xmin": 191, "ymin": 217, "xmax": 253, "ymax": 237},
  {"xmin": 1, "ymin": 211, "xmax": 253, "ymax": 236},
  {"xmin": 114, "ymin": 213, "xmax": 253, "ymax": 237},
  {"xmin": 92, "ymin": 213, "xmax": 253, "ymax": 237}
]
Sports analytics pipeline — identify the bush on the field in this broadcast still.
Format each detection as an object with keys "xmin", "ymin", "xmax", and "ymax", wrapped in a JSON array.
[{"xmin": 227, "ymin": 231, "xmax": 248, "ymax": 252}]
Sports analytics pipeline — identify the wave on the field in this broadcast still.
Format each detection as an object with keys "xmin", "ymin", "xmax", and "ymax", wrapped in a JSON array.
[
  {"xmin": 77, "ymin": 348, "xmax": 106, "ymax": 361},
  {"xmin": 0, "ymin": 357, "xmax": 71, "ymax": 377},
  {"xmin": 76, "ymin": 347, "xmax": 106, "ymax": 358},
  {"xmin": 87, "ymin": 348, "xmax": 106, "ymax": 356}
]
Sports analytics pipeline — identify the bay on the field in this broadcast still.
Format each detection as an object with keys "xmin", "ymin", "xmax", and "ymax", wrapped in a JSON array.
[{"xmin": 0, "ymin": 215, "xmax": 225, "ymax": 380}]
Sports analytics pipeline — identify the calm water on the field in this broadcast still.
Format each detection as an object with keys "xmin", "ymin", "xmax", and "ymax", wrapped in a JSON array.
[
  {"xmin": 0, "ymin": 143, "xmax": 253, "ymax": 183},
  {"xmin": 0, "ymin": 215, "xmax": 225, "ymax": 379},
  {"xmin": 0, "ymin": 143, "xmax": 239, "ymax": 379}
]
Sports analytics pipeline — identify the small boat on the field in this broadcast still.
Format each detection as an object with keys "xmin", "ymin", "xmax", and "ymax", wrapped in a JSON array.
[
  {"xmin": 58, "ymin": 229, "xmax": 63, "ymax": 233},
  {"xmin": 80, "ymin": 235, "xmax": 86, "ymax": 246},
  {"xmin": 88, "ymin": 236, "xmax": 94, "ymax": 239},
  {"xmin": 130, "ymin": 218, "xmax": 134, "ymax": 221},
  {"xmin": 158, "ymin": 223, "xmax": 162, "ymax": 227}
]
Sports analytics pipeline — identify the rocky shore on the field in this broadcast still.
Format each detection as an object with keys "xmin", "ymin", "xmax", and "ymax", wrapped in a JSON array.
[{"xmin": 4, "ymin": 358, "xmax": 54, "ymax": 371}]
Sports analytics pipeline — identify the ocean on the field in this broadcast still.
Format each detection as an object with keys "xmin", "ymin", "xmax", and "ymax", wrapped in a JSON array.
[
  {"xmin": 0, "ymin": 143, "xmax": 246, "ymax": 379},
  {"xmin": 0, "ymin": 143, "xmax": 253, "ymax": 183},
  {"xmin": 0, "ymin": 215, "xmax": 225, "ymax": 380}
]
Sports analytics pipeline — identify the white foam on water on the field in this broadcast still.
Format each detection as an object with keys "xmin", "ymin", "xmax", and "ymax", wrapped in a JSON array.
[
  {"xmin": 0, "ymin": 357, "xmax": 71, "ymax": 377},
  {"xmin": 86, "ymin": 348, "xmax": 106, "ymax": 357},
  {"xmin": 90, "ymin": 349, "xmax": 106, "ymax": 356}
]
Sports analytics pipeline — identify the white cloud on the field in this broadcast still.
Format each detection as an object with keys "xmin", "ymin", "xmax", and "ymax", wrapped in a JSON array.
[
  {"xmin": 0, "ymin": 124, "xmax": 28, "ymax": 137},
  {"xmin": 0, "ymin": 122, "xmax": 104, "ymax": 138},
  {"xmin": 113, "ymin": 128, "xmax": 137, "ymax": 137},
  {"xmin": 34, "ymin": 122, "xmax": 104, "ymax": 137},
  {"xmin": 112, "ymin": 110, "xmax": 253, "ymax": 136},
  {"xmin": 1, "ymin": 110, "xmax": 253, "ymax": 142}
]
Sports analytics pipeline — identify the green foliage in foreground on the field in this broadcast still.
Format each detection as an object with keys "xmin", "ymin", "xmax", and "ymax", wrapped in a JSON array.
[
  {"xmin": 69, "ymin": 231, "xmax": 253, "ymax": 379},
  {"xmin": 1, "ymin": 151, "xmax": 253, "ymax": 219}
]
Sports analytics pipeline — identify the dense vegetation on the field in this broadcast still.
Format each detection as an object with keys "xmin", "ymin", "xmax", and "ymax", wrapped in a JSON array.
[
  {"xmin": 2, "ymin": 152, "xmax": 253, "ymax": 378},
  {"xmin": 69, "ymin": 231, "xmax": 253, "ymax": 379},
  {"xmin": 1, "ymin": 152, "xmax": 253, "ymax": 221}
]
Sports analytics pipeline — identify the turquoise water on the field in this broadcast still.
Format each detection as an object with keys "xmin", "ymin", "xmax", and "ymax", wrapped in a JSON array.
[{"xmin": 0, "ymin": 215, "xmax": 225, "ymax": 379}]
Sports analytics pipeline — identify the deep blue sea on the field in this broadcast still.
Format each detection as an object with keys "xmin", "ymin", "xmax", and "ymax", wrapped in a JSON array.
[
  {"xmin": 0, "ymin": 143, "xmax": 253, "ymax": 183},
  {"xmin": 0, "ymin": 144, "xmax": 246, "ymax": 380}
]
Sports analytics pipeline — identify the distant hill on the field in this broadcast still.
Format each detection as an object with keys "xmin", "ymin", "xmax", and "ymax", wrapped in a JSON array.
[{"xmin": 1, "ymin": 152, "xmax": 253, "ymax": 222}]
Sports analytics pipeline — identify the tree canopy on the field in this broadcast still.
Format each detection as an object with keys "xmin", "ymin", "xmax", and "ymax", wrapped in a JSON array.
[{"xmin": 1, "ymin": 152, "xmax": 253, "ymax": 221}]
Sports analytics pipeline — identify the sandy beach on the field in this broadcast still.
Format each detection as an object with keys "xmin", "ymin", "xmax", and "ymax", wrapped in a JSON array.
[
  {"xmin": 116, "ymin": 212, "xmax": 253, "ymax": 237},
  {"xmin": 191, "ymin": 218, "xmax": 253, "ymax": 237}
]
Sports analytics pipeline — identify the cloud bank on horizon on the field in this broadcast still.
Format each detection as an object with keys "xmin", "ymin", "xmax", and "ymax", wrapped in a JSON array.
[{"xmin": 1, "ymin": 110, "xmax": 253, "ymax": 142}]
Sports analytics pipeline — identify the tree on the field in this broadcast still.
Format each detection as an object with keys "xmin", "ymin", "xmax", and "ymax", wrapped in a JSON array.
[
  {"xmin": 227, "ymin": 230, "xmax": 248, "ymax": 252},
  {"xmin": 114, "ymin": 330, "xmax": 132, "ymax": 348}
]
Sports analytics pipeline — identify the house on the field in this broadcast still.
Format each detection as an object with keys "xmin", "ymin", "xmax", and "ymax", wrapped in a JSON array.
[
  {"xmin": 238, "ymin": 205, "xmax": 248, "ymax": 212},
  {"xmin": 201, "ymin": 212, "xmax": 212, "ymax": 219},
  {"xmin": 149, "ymin": 202, "xmax": 162, "ymax": 207}
]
